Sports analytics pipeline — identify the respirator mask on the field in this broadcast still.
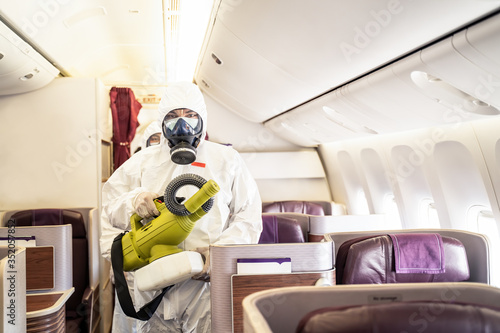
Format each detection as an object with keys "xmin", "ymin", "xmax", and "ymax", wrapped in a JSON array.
[{"xmin": 162, "ymin": 109, "xmax": 203, "ymax": 165}]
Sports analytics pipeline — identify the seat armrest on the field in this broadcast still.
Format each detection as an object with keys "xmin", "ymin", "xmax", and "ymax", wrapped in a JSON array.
[{"xmin": 81, "ymin": 286, "xmax": 94, "ymax": 305}]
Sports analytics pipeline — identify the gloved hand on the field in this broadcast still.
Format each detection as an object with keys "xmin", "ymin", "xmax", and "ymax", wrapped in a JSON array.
[
  {"xmin": 133, "ymin": 192, "xmax": 160, "ymax": 218},
  {"xmin": 192, "ymin": 247, "xmax": 210, "ymax": 282}
]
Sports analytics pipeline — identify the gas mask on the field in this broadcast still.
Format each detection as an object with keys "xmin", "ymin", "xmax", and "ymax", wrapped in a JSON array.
[{"xmin": 162, "ymin": 111, "xmax": 203, "ymax": 165}]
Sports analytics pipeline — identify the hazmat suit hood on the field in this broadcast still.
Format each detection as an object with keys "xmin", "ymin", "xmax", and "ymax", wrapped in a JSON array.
[
  {"xmin": 140, "ymin": 121, "xmax": 162, "ymax": 150},
  {"xmin": 157, "ymin": 82, "xmax": 208, "ymax": 150}
]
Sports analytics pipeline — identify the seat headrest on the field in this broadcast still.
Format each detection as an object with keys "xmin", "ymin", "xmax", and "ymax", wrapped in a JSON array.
[
  {"xmin": 296, "ymin": 301, "xmax": 500, "ymax": 333},
  {"xmin": 11, "ymin": 209, "xmax": 87, "ymax": 238},
  {"xmin": 259, "ymin": 215, "xmax": 305, "ymax": 243},
  {"xmin": 262, "ymin": 201, "xmax": 325, "ymax": 216},
  {"xmin": 336, "ymin": 234, "xmax": 469, "ymax": 284}
]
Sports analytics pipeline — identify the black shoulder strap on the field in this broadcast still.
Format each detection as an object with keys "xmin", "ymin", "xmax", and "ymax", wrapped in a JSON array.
[{"xmin": 111, "ymin": 232, "xmax": 171, "ymax": 321}]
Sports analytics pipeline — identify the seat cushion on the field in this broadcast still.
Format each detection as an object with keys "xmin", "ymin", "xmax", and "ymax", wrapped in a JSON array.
[{"xmin": 259, "ymin": 215, "xmax": 305, "ymax": 243}]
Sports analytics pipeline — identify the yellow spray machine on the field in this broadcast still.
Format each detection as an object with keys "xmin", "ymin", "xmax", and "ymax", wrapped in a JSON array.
[{"xmin": 112, "ymin": 173, "xmax": 220, "ymax": 299}]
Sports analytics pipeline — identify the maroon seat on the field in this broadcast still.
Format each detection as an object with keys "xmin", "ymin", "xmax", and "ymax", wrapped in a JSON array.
[
  {"xmin": 296, "ymin": 301, "xmax": 500, "ymax": 333},
  {"xmin": 258, "ymin": 215, "xmax": 305, "ymax": 243},
  {"xmin": 12, "ymin": 209, "xmax": 91, "ymax": 332},
  {"xmin": 336, "ymin": 233, "xmax": 470, "ymax": 284},
  {"xmin": 262, "ymin": 201, "xmax": 325, "ymax": 216}
]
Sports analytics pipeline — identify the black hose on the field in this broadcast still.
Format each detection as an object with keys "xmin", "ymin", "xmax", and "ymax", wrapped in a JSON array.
[{"xmin": 164, "ymin": 173, "xmax": 214, "ymax": 216}]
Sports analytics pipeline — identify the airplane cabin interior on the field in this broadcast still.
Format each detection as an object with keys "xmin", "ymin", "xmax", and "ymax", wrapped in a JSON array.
[{"xmin": 1, "ymin": 1, "xmax": 500, "ymax": 332}]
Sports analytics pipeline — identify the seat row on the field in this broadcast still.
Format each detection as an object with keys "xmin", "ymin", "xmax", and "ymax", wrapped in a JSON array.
[
  {"xmin": 212, "ymin": 207, "xmax": 492, "ymax": 332},
  {"xmin": 0, "ymin": 208, "xmax": 101, "ymax": 333}
]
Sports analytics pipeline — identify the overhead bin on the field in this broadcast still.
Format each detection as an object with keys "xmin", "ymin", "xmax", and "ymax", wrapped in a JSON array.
[
  {"xmin": 0, "ymin": 21, "xmax": 59, "ymax": 96},
  {"xmin": 197, "ymin": 0, "xmax": 500, "ymax": 126},
  {"xmin": 0, "ymin": 1, "xmax": 165, "ymax": 88},
  {"xmin": 265, "ymin": 11, "xmax": 500, "ymax": 147},
  {"xmin": 196, "ymin": 19, "xmax": 319, "ymax": 123},
  {"xmin": 419, "ymin": 19, "xmax": 500, "ymax": 114},
  {"xmin": 453, "ymin": 15, "xmax": 500, "ymax": 75}
]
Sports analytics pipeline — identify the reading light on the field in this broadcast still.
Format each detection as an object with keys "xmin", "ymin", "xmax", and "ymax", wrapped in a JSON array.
[
  {"xmin": 323, "ymin": 106, "xmax": 378, "ymax": 134},
  {"xmin": 411, "ymin": 71, "xmax": 499, "ymax": 116}
]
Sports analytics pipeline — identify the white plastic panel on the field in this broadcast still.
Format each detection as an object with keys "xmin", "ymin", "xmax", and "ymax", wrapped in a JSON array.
[
  {"xmin": 0, "ymin": 0, "xmax": 165, "ymax": 86},
  {"xmin": 213, "ymin": 0, "xmax": 500, "ymax": 90},
  {"xmin": 240, "ymin": 151, "xmax": 331, "ymax": 202},
  {"xmin": 240, "ymin": 151, "xmax": 325, "ymax": 179},
  {"xmin": 264, "ymin": 88, "xmax": 382, "ymax": 147},
  {"xmin": 0, "ymin": 77, "xmax": 107, "ymax": 210},
  {"xmin": 197, "ymin": 19, "xmax": 318, "ymax": 122},
  {"xmin": 337, "ymin": 151, "xmax": 369, "ymax": 214},
  {"xmin": 360, "ymin": 148, "xmax": 401, "ymax": 228},
  {"xmin": 309, "ymin": 214, "xmax": 388, "ymax": 235},
  {"xmin": 471, "ymin": 117, "xmax": 500, "ymax": 287},
  {"xmin": 0, "ymin": 21, "xmax": 59, "ymax": 95},
  {"xmin": 266, "ymin": 12, "xmax": 500, "ymax": 147},
  {"xmin": 434, "ymin": 141, "xmax": 492, "ymax": 230},
  {"xmin": 203, "ymin": 94, "xmax": 300, "ymax": 152},
  {"xmin": 421, "ymin": 33, "xmax": 500, "ymax": 112},
  {"xmin": 390, "ymin": 144, "xmax": 435, "ymax": 228},
  {"xmin": 452, "ymin": 14, "xmax": 500, "ymax": 77},
  {"xmin": 198, "ymin": 0, "xmax": 500, "ymax": 124}
]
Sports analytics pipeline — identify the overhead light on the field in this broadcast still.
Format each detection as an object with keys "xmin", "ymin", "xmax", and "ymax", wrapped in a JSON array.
[
  {"xmin": 323, "ymin": 106, "xmax": 378, "ymax": 134},
  {"xmin": 410, "ymin": 71, "xmax": 500, "ymax": 116},
  {"xmin": 163, "ymin": 0, "xmax": 214, "ymax": 82}
]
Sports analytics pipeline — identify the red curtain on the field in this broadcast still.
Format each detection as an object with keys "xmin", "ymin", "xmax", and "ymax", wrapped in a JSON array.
[{"xmin": 110, "ymin": 87, "xmax": 142, "ymax": 170}]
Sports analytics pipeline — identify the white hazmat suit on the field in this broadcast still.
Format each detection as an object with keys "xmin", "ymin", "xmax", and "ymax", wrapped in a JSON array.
[
  {"xmin": 110, "ymin": 121, "xmax": 163, "ymax": 333},
  {"xmin": 100, "ymin": 82, "xmax": 262, "ymax": 332}
]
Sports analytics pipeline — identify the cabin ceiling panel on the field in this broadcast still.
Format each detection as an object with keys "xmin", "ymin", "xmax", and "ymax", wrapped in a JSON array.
[
  {"xmin": 0, "ymin": 0, "xmax": 166, "ymax": 87},
  {"xmin": 196, "ymin": 20, "xmax": 318, "ymax": 122},
  {"xmin": 197, "ymin": 0, "xmax": 500, "ymax": 124}
]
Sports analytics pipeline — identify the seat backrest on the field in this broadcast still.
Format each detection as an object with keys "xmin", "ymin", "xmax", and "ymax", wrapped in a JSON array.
[
  {"xmin": 324, "ymin": 229, "xmax": 490, "ymax": 284},
  {"xmin": 259, "ymin": 215, "xmax": 305, "ymax": 244},
  {"xmin": 11, "ymin": 209, "xmax": 89, "ymax": 314},
  {"xmin": 262, "ymin": 201, "xmax": 326, "ymax": 216},
  {"xmin": 336, "ymin": 233, "xmax": 470, "ymax": 284}
]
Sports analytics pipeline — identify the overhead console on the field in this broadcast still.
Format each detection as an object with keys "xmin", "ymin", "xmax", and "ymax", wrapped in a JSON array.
[
  {"xmin": 0, "ymin": 21, "xmax": 59, "ymax": 96},
  {"xmin": 195, "ymin": 0, "xmax": 500, "ymax": 146},
  {"xmin": 264, "ymin": 11, "xmax": 500, "ymax": 146}
]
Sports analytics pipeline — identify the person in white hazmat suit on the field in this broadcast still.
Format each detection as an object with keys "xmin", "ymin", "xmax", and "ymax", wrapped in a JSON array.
[
  {"xmin": 141, "ymin": 121, "xmax": 162, "ymax": 150},
  {"xmin": 100, "ymin": 81, "xmax": 263, "ymax": 332},
  {"xmin": 110, "ymin": 121, "xmax": 163, "ymax": 333}
]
